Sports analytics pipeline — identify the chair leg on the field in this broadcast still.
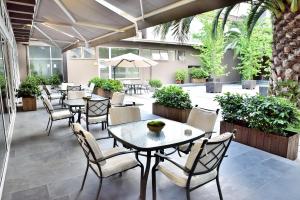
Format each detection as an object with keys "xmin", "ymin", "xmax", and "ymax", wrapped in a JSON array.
[
  {"xmin": 81, "ymin": 161, "xmax": 89, "ymax": 190},
  {"xmin": 216, "ymin": 176, "xmax": 223, "ymax": 200},
  {"xmin": 101, "ymin": 122, "xmax": 104, "ymax": 130},
  {"xmin": 48, "ymin": 120, "xmax": 53, "ymax": 136},
  {"xmin": 186, "ymin": 189, "xmax": 191, "ymax": 200},
  {"xmin": 152, "ymin": 168, "xmax": 157, "ymax": 200},
  {"xmin": 86, "ymin": 121, "xmax": 89, "ymax": 131},
  {"xmin": 45, "ymin": 118, "xmax": 50, "ymax": 130},
  {"xmin": 96, "ymin": 177, "xmax": 103, "ymax": 200}
]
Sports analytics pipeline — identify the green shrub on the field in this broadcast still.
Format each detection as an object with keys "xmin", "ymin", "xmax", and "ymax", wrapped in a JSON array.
[
  {"xmin": 32, "ymin": 75, "xmax": 49, "ymax": 85},
  {"xmin": 101, "ymin": 79, "xmax": 123, "ymax": 92},
  {"xmin": 189, "ymin": 67, "xmax": 209, "ymax": 79},
  {"xmin": 17, "ymin": 76, "xmax": 41, "ymax": 97},
  {"xmin": 274, "ymin": 80, "xmax": 300, "ymax": 108},
  {"xmin": 48, "ymin": 74, "xmax": 61, "ymax": 86},
  {"xmin": 175, "ymin": 69, "xmax": 188, "ymax": 81},
  {"xmin": 149, "ymin": 79, "xmax": 162, "ymax": 88},
  {"xmin": 215, "ymin": 93, "xmax": 300, "ymax": 135},
  {"xmin": 153, "ymin": 85, "xmax": 192, "ymax": 109},
  {"xmin": 89, "ymin": 77, "xmax": 123, "ymax": 92}
]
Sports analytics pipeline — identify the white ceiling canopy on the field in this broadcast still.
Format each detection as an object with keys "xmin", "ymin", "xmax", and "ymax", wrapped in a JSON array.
[{"xmin": 29, "ymin": 0, "xmax": 244, "ymax": 51}]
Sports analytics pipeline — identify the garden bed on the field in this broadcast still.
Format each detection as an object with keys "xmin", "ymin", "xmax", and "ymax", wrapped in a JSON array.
[{"xmin": 152, "ymin": 103, "xmax": 191, "ymax": 123}]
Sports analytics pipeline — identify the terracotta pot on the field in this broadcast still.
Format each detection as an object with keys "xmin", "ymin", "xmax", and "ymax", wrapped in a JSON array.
[{"xmin": 220, "ymin": 121, "xmax": 299, "ymax": 160}]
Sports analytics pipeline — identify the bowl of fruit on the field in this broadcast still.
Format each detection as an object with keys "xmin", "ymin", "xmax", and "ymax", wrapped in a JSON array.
[{"xmin": 147, "ymin": 120, "xmax": 165, "ymax": 133}]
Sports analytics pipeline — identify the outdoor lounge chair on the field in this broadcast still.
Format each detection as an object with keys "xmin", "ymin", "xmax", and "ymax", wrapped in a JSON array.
[
  {"xmin": 110, "ymin": 106, "xmax": 141, "ymax": 147},
  {"xmin": 178, "ymin": 107, "xmax": 219, "ymax": 154},
  {"xmin": 41, "ymin": 95, "xmax": 74, "ymax": 136},
  {"xmin": 71, "ymin": 123, "xmax": 143, "ymax": 199},
  {"xmin": 110, "ymin": 92, "xmax": 125, "ymax": 106},
  {"xmin": 81, "ymin": 98, "xmax": 110, "ymax": 131},
  {"xmin": 152, "ymin": 131, "xmax": 234, "ymax": 200},
  {"xmin": 43, "ymin": 85, "xmax": 63, "ymax": 103}
]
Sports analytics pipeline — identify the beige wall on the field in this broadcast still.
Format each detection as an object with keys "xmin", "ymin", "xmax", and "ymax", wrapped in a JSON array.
[
  {"xmin": 17, "ymin": 43, "xmax": 28, "ymax": 81},
  {"xmin": 67, "ymin": 59, "xmax": 98, "ymax": 85}
]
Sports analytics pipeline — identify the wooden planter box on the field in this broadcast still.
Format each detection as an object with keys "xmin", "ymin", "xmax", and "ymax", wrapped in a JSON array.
[
  {"xmin": 191, "ymin": 78, "xmax": 206, "ymax": 83},
  {"xmin": 22, "ymin": 97, "xmax": 37, "ymax": 111},
  {"xmin": 152, "ymin": 103, "xmax": 191, "ymax": 123},
  {"xmin": 220, "ymin": 121, "xmax": 299, "ymax": 160},
  {"xmin": 94, "ymin": 88, "xmax": 113, "ymax": 98}
]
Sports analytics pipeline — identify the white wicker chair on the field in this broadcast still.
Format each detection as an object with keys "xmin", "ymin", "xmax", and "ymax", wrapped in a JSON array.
[
  {"xmin": 41, "ymin": 95, "xmax": 74, "ymax": 135},
  {"xmin": 71, "ymin": 123, "xmax": 143, "ymax": 199},
  {"xmin": 152, "ymin": 132, "xmax": 234, "ymax": 200}
]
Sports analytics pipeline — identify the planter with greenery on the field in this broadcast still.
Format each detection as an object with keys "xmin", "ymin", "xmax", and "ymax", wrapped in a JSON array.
[
  {"xmin": 89, "ymin": 77, "xmax": 123, "ymax": 98},
  {"xmin": 17, "ymin": 76, "xmax": 41, "ymax": 111},
  {"xmin": 152, "ymin": 85, "xmax": 192, "ymax": 122},
  {"xmin": 215, "ymin": 93, "xmax": 300, "ymax": 160},
  {"xmin": 175, "ymin": 69, "xmax": 188, "ymax": 84},
  {"xmin": 48, "ymin": 73, "xmax": 62, "ymax": 87},
  {"xmin": 189, "ymin": 67, "xmax": 209, "ymax": 83},
  {"xmin": 193, "ymin": 14, "xmax": 226, "ymax": 93}
]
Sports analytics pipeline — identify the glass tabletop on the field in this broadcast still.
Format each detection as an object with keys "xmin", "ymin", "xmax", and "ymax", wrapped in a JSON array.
[{"xmin": 108, "ymin": 119, "xmax": 205, "ymax": 151}]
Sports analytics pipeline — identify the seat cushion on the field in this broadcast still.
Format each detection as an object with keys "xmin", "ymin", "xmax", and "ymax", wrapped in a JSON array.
[
  {"xmin": 52, "ymin": 109, "xmax": 73, "ymax": 120},
  {"xmin": 82, "ymin": 114, "xmax": 107, "ymax": 124},
  {"xmin": 50, "ymin": 93, "xmax": 62, "ymax": 99},
  {"xmin": 157, "ymin": 156, "xmax": 217, "ymax": 188},
  {"xmin": 90, "ymin": 147, "xmax": 139, "ymax": 178}
]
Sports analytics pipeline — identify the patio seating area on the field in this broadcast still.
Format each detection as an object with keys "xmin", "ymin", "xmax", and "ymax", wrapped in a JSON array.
[{"xmin": 2, "ymin": 84, "xmax": 300, "ymax": 200}]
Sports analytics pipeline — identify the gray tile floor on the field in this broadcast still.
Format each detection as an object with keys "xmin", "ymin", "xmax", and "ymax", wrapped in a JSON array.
[{"xmin": 3, "ymin": 88, "xmax": 300, "ymax": 200}]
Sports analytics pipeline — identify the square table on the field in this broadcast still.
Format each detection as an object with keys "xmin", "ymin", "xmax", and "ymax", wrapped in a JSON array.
[{"xmin": 108, "ymin": 118, "xmax": 205, "ymax": 200}]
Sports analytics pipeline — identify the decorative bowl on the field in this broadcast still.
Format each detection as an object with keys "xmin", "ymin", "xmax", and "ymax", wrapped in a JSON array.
[{"xmin": 147, "ymin": 121, "xmax": 165, "ymax": 133}]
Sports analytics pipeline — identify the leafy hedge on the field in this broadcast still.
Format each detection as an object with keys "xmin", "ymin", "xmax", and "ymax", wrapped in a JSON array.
[
  {"xmin": 153, "ymin": 85, "xmax": 192, "ymax": 109},
  {"xmin": 189, "ymin": 67, "xmax": 209, "ymax": 79},
  {"xmin": 17, "ymin": 76, "xmax": 41, "ymax": 97},
  {"xmin": 149, "ymin": 79, "xmax": 162, "ymax": 88},
  {"xmin": 215, "ymin": 92, "xmax": 300, "ymax": 135},
  {"xmin": 89, "ymin": 77, "xmax": 123, "ymax": 92}
]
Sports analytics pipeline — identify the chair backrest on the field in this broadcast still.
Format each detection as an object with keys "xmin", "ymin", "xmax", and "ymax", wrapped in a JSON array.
[
  {"xmin": 67, "ymin": 91, "xmax": 86, "ymax": 100},
  {"xmin": 71, "ymin": 123, "xmax": 105, "ymax": 165},
  {"xmin": 187, "ymin": 107, "xmax": 219, "ymax": 138},
  {"xmin": 43, "ymin": 85, "xmax": 51, "ymax": 95},
  {"xmin": 110, "ymin": 107, "xmax": 141, "ymax": 125},
  {"xmin": 185, "ymin": 132, "xmax": 233, "ymax": 176},
  {"xmin": 61, "ymin": 83, "xmax": 74, "ymax": 90},
  {"xmin": 67, "ymin": 85, "xmax": 81, "ymax": 91},
  {"xmin": 41, "ymin": 95, "xmax": 53, "ymax": 112},
  {"xmin": 86, "ymin": 99, "xmax": 110, "ymax": 117},
  {"xmin": 110, "ymin": 92, "xmax": 125, "ymax": 105},
  {"xmin": 88, "ymin": 82, "xmax": 95, "ymax": 91}
]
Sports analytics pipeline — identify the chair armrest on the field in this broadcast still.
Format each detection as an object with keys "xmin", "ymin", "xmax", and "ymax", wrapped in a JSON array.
[
  {"xmin": 96, "ymin": 150, "xmax": 138, "ymax": 162},
  {"xmin": 155, "ymin": 153, "xmax": 189, "ymax": 173}
]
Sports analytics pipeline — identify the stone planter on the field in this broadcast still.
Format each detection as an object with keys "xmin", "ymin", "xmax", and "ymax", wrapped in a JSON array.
[
  {"xmin": 22, "ymin": 96, "xmax": 37, "ymax": 111},
  {"xmin": 206, "ymin": 82, "xmax": 222, "ymax": 93},
  {"xmin": 220, "ymin": 121, "xmax": 299, "ymax": 160},
  {"xmin": 94, "ymin": 88, "xmax": 113, "ymax": 98},
  {"xmin": 259, "ymin": 85, "xmax": 269, "ymax": 96},
  {"xmin": 191, "ymin": 78, "xmax": 206, "ymax": 84},
  {"xmin": 152, "ymin": 103, "xmax": 191, "ymax": 123},
  {"xmin": 242, "ymin": 80, "xmax": 256, "ymax": 90}
]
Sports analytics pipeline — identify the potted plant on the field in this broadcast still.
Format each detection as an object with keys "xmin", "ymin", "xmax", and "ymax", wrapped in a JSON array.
[
  {"xmin": 175, "ymin": 69, "xmax": 188, "ymax": 84},
  {"xmin": 152, "ymin": 85, "xmax": 192, "ymax": 122},
  {"xmin": 48, "ymin": 73, "xmax": 62, "ymax": 87},
  {"xmin": 89, "ymin": 77, "xmax": 123, "ymax": 98},
  {"xmin": 193, "ymin": 16, "xmax": 226, "ymax": 93},
  {"xmin": 149, "ymin": 79, "xmax": 162, "ymax": 92},
  {"xmin": 215, "ymin": 93, "xmax": 300, "ymax": 160},
  {"xmin": 189, "ymin": 67, "xmax": 209, "ymax": 83},
  {"xmin": 17, "ymin": 76, "xmax": 41, "ymax": 111}
]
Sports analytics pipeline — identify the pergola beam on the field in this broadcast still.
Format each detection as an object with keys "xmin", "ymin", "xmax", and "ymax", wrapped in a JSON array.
[
  {"xmin": 53, "ymin": 0, "xmax": 76, "ymax": 23},
  {"xmin": 41, "ymin": 23, "xmax": 76, "ymax": 39},
  {"xmin": 75, "ymin": 21, "xmax": 124, "ymax": 32},
  {"xmin": 33, "ymin": 24, "xmax": 60, "ymax": 48}
]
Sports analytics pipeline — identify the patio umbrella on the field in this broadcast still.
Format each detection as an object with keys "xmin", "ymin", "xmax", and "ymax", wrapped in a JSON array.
[{"xmin": 105, "ymin": 53, "xmax": 158, "ymax": 79}]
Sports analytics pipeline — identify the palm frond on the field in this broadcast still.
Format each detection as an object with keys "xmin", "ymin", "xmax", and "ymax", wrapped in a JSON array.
[
  {"xmin": 247, "ymin": 5, "xmax": 267, "ymax": 37},
  {"xmin": 212, "ymin": 8, "xmax": 224, "ymax": 39},
  {"xmin": 221, "ymin": 5, "xmax": 236, "ymax": 31},
  {"xmin": 153, "ymin": 22, "xmax": 173, "ymax": 40},
  {"xmin": 171, "ymin": 16, "xmax": 194, "ymax": 42},
  {"xmin": 247, "ymin": 1, "xmax": 263, "ymax": 33}
]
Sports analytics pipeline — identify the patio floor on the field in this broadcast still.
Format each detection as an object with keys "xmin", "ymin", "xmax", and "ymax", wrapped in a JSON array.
[{"xmin": 3, "ymin": 84, "xmax": 300, "ymax": 200}]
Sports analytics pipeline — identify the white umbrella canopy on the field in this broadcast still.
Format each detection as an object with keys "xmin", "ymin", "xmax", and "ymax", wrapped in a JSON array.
[{"xmin": 106, "ymin": 53, "xmax": 158, "ymax": 68}]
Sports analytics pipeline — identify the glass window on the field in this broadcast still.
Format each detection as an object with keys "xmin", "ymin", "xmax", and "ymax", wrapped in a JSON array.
[
  {"xmin": 68, "ymin": 47, "xmax": 81, "ymax": 59},
  {"xmin": 169, "ymin": 50, "xmax": 176, "ymax": 61},
  {"xmin": 51, "ymin": 47, "xmax": 62, "ymax": 58},
  {"xmin": 177, "ymin": 50, "xmax": 185, "ymax": 61},
  {"xmin": 152, "ymin": 50, "xmax": 160, "ymax": 60},
  {"xmin": 160, "ymin": 50, "xmax": 168, "ymax": 60},
  {"xmin": 111, "ymin": 47, "xmax": 139, "ymax": 58},
  {"xmin": 29, "ymin": 46, "xmax": 50, "ymax": 58},
  {"xmin": 52, "ymin": 60, "xmax": 63, "ymax": 77},
  {"xmin": 99, "ymin": 47, "xmax": 109, "ymax": 59},
  {"xmin": 140, "ymin": 49, "xmax": 151, "ymax": 59},
  {"xmin": 29, "ymin": 60, "xmax": 51, "ymax": 77},
  {"xmin": 83, "ymin": 47, "xmax": 95, "ymax": 58}
]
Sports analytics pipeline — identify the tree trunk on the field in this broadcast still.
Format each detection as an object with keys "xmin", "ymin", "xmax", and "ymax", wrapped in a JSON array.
[{"xmin": 270, "ymin": 11, "xmax": 300, "ymax": 93}]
